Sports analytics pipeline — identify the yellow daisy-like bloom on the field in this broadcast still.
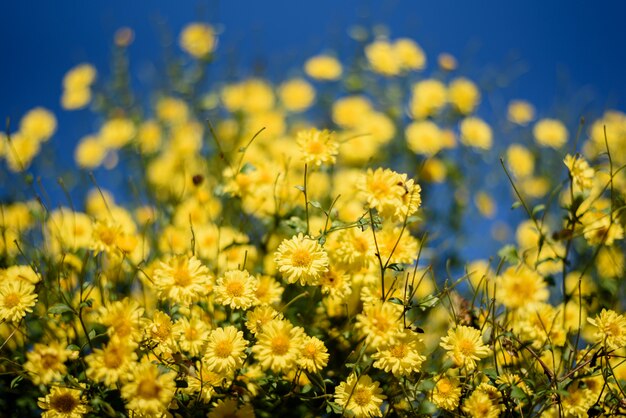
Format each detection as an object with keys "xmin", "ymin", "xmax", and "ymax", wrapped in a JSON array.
[
  {"xmin": 24, "ymin": 342, "xmax": 72, "ymax": 385},
  {"xmin": 533, "ymin": 118, "xmax": 568, "ymax": 148},
  {"xmin": 587, "ymin": 309, "xmax": 626, "ymax": 350},
  {"xmin": 208, "ymin": 398, "xmax": 256, "ymax": 418},
  {"xmin": 355, "ymin": 300, "xmax": 404, "ymax": 349},
  {"xmin": 462, "ymin": 387, "xmax": 501, "ymax": 418},
  {"xmin": 506, "ymin": 143, "xmax": 535, "ymax": 178},
  {"xmin": 297, "ymin": 128, "xmax": 339, "ymax": 167},
  {"xmin": 254, "ymin": 275, "xmax": 284, "ymax": 305},
  {"xmin": 279, "ymin": 78, "xmax": 316, "ymax": 112},
  {"xmin": 173, "ymin": 315, "xmax": 211, "ymax": 356},
  {"xmin": 440, "ymin": 325, "xmax": 490, "ymax": 370},
  {"xmin": 405, "ymin": 120, "xmax": 447, "ymax": 156},
  {"xmin": 204, "ymin": 326, "xmax": 249, "ymax": 373},
  {"xmin": 63, "ymin": 63, "xmax": 96, "ymax": 91},
  {"xmin": 99, "ymin": 117, "xmax": 136, "ymax": 149},
  {"xmin": 410, "ymin": 79, "xmax": 447, "ymax": 119},
  {"xmin": 299, "ymin": 335, "xmax": 329, "ymax": 372},
  {"xmin": 431, "ymin": 376, "xmax": 462, "ymax": 411},
  {"xmin": 448, "ymin": 78, "xmax": 481, "ymax": 115},
  {"xmin": 564, "ymin": 154, "xmax": 594, "ymax": 191},
  {"xmin": 143, "ymin": 310, "xmax": 176, "ymax": 355},
  {"xmin": 459, "ymin": 117, "xmax": 492, "ymax": 150},
  {"xmin": 304, "ymin": 55, "xmax": 343, "ymax": 81},
  {"xmin": 318, "ymin": 266, "xmax": 352, "ymax": 300},
  {"xmin": 20, "ymin": 107, "xmax": 57, "ymax": 142},
  {"xmin": 0, "ymin": 279, "xmax": 37, "ymax": 322},
  {"xmin": 372, "ymin": 329, "xmax": 426, "ymax": 377},
  {"xmin": 507, "ymin": 100, "xmax": 535, "ymax": 125},
  {"xmin": 153, "ymin": 255, "xmax": 212, "ymax": 304},
  {"xmin": 215, "ymin": 269, "xmax": 259, "ymax": 310},
  {"xmin": 74, "ymin": 135, "xmax": 107, "ymax": 169},
  {"xmin": 98, "ymin": 298, "xmax": 145, "ymax": 341},
  {"xmin": 179, "ymin": 22, "xmax": 216, "ymax": 58},
  {"xmin": 252, "ymin": 319, "xmax": 304, "ymax": 373},
  {"xmin": 38, "ymin": 386, "xmax": 88, "ymax": 418},
  {"xmin": 497, "ymin": 265, "xmax": 549, "ymax": 310},
  {"xmin": 365, "ymin": 39, "xmax": 400, "ymax": 76},
  {"xmin": 358, "ymin": 168, "xmax": 422, "ymax": 221},
  {"xmin": 334, "ymin": 373, "xmax": 386, "ymax": 418},
  {"xmin": 246, "ymin": 305, "xmax": 283, "ymax": 335},
  {"xmin": 85, "ymin": 336, "xmax": 137, "ymax": 388},
  {"xmin": 121, "ymin": 358, "xmax": 177, "ymax": 417},
  {"xmin": 274, "ymin": 233, "xmax": 329, "ymax": 285}
]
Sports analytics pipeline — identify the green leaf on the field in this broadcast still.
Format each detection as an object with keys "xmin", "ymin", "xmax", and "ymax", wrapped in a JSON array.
[
  {"xmin": 511, "ymin": 201, "xmax": 522, "ymax": 209},
  {"xmin": 67, "ymin": 344, "xmax": 81, "ymax": 351},
  {"xmin": 240, "ymin": 162, "xmax": 256, "ymax": 173},
  {"xmin": 532, "ymin": 204, "xmax": 546, "ymax": 216},
  {"xmin": 48, "ymin": 303, "xmax": 74, "ymax": 315},
  {"xmin": 497, "ymin": 244, "xmax": 519, "ymax": 263},
  {"xmin": 309, "ymin": 200, "xmax": 323, "ymax": 210},
  {"xmin": 10, "ymin": 375, "xmax": 23, "ymax": 389},
  {"xmin": 295, "ymin": 185, "xmax": 305, "ymax": 192},
  {"xmin": 388, "ymin": 297, "xmax": 404, "ymax": 306}
]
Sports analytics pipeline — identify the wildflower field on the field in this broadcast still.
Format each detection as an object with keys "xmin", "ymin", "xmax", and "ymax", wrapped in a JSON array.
[{"xmin": 1, "ymin": 13, "xmax": 626, "ymax": 418}]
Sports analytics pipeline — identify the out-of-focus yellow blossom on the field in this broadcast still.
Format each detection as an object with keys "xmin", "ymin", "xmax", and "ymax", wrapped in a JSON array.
[
  {"xmin": 179, "ymin": 22, "xmax": 216, "ymax": 58},
  {"xmin": 63, "ymin": 63, "xmax": 96, "ymax": 90},
  {"xmin": 421, "ymin": 158, "xmax": 447, "ymax": 183},
  {"xmin": 74, "ymin": 135, "xmax": 106, "ymax": 168},
  {"xmin": 533, "ymin": 118, "xmax": 568, "ymax": 148},
  {"xmin": 438, "ymin": 53, "xmax": 457, "ymax": 71},
  {"xmin": 507, "ymin": 100, "xmax": 535, "ymax": 125},
  {"xmin": 406, "ymin": 120, "xmax": 447, "ymax": 156},
  {"xmin": 460, "ymin": 117, "xmax": 492, "ymax": 150},
  {"xmin": 278, "ymin": 78, "xmax": 316, "ymax": 112},
  {"xmin": 587, "ymin": 110, "xmax": 626, "ymax": 165},
  {"xmin": 137, "ymin": 120, "xmax": 162, "ymax": 154},
  {"xmin": 564, "ymin": 153, "xmax": 594, "ymax": 191},
  {"xmin": 222, "ymin": 79, "xmax": 275, "ymax": 114},
  {"xmin": 506, "ymin": 143, "xmax": 534, "ymax": 178},
  {"xmin": 4, "ymin": 132, "xmax": 41, "ymax": 172},
  {"xmin": 410, "ymin": 79, "xmax": 447, "ymax": 119},
  {"xmin": 304, "ymin": 54, "xmax": 343, "ymax": 81},
  {"xmin": 394, "ymin": 38, "xmax": 426, "ymax": 71},
  {"xmin": 61, "ymin": 87, "xmax": 92, "ymax": 110},
  {"xmin": 296, "ymin": 128, "xmax": 338, "ymax": 167},
  {"xmin": 99, "ymin": 117, "xmax": 136, "ymax": 149},
  {"xmin": 19, "ymin": 107, "xmax": 56, "ymax": 142},
  {"xmin": 365, "ymin": 39, "xmax": 400, "ymax": 76},
  {"xmin": 358, "ymin": 167, "xmax": 422, "ymax": 221},
  {"xmin": 596, "ymin": 246, "xmax": 624, "ymax": 279},
  {"xmin": 448, "ymin": 78, "xmax": 480, "ymax": 115},
  {"xmin": 121, "ymin": 358, "xmax": 176, "ymax": 417},
  {"xmin": 156, "ymin": 96, "xmax": 189, "ymax": 124},
  {"xmin": 475, "ymin": 191, "xmax": 496, "ymax": 218},
  {"xmin": 332, "ymin": 95, "xmax": 373, "ymax": 129}
]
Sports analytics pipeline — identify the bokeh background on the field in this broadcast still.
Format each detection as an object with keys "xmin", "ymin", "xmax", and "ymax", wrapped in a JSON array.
[{"xmin": 1, "ymin": 0, "xmax": 625, "ymax": 260}]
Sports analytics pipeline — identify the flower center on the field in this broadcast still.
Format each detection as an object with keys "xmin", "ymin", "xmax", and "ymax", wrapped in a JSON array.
[
  {"xmin": 50, "ymin": 393, "xmax": 78, "ymax": 413},
  {"xmin": 215, "ymin": 340, "xmax": 233, "ymax": 358},
  {"xmin": 458, "ymin": 338, "xmax": 475, "ymax": 356},
  {"xmin": 173, "ymin": 268, "xmax": 192, "ymax": 286},
  {"xmin": 40, "ymin": 353, "xmax": 59, "ymax": 369},
  {"xmin": 4, "ymin": 293, "xmax": 20, "ymax": 308},
  {"xmin": 136, "ymin": 378, "xmax": 161, "ymax": 399},
  {"xmin": 270, "ymin": 334, "xmax": 290, "ymax": 356},
  {"xmin": 226, "ymin": 280, "xmax": 245, "ymax": 297},
  {"xmin": 352, "ymin": 387, "xmax": 371, "ymax": 406},
  {"xmin": 103, "ymin": 347, "xmax": 123, "ymax": 368},
  {"xmin": 303, "ymin": 343, "xmax": 317, "ymax": 359},
  {"xmin": 390, "ymin": 343, "xmax": 408, "ymax": 359},
  {"xmin": 291, "ymin": 249, "xmax": 312, "ymax": 268}
]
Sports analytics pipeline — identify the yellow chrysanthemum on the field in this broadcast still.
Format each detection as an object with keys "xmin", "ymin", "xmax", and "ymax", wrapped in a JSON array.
[
  {"xmin": 372, "ymin": 329, "xmax": 426, "ymax": 376},
  {"xmin": 20, "ymin": 107, "xmax": 57, "ymax": 142},
  {"xmin": 587, "ymin": 309, "xmax": 626, "ymax": 350},
  {"xmin": 274, "ymin": 233, "xmax": 329, "ymax": 285},
  {"xmin": 564, "ymin": 153, "xmax": 594, "ymax": 191},
  {"xmin": 304, "ymin": 55, "xmax": 343, "ymax": 81},
  {"xmin": 208, "ymin": 398, "xmax": 255, "ymax": 418},
  {"xmin": 38, "ymin": 386, "xmax": 88, "ymax": 418},
  {"xmin": 297, "ymin": 128, "xmax": 339, "ymax": 167},
  {"xmin": 533, "ymin": 118, "xmax": 568, "ymax": 148},
  {"xmin": 334, "ymin": 374, "xmax": 386, "ymax": 418},
  {"xmin": 0, "ymin": 279, "xmax": 37, "ymax": 322},
  {"xmin": 85, "ymin": 336, "xmax": 137, "ymax": 388},
  {"xmin": 507, "ymin": 100, "xmax": 535, "ymax": 125},
  {"xmin": 497, "ymin": 265, "xmax": 549, "ymax": 310},
  {"xmin": 204, "ymin": 326, "xmax": 249, "ymax": 373},
  {"xmin": 431, "ymin": 376, "xmax": 462, "ymax": 411},
  {"xmin": 153, "ymin": 255, "xmax": 212, "ymax": 304},
  {"xmin": 252, "ymin": 319, "xmax": 304, "ymax": 373},
  {"xmin": 180, "ymin": 22, "xmax": 216, "ymax": 58},
  {"xmin": 215, "ymin": 269, "xmax": 259, "ymax": 310},
  {"xmin": 121, "ymin": 359, "xmax": 177, "ymax": 417},
  {"xmin": 299, "ymin": 335, "xmax": 329, "ymax": 372},
  {"xmin": 440, "ymin": 325, "xmax": 490, "ymax": 370}
]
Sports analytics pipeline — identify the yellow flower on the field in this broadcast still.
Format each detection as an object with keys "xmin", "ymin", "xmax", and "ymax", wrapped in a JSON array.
[
  {"xmin": 533, "ymin": 118, "xmax": 568, "ymax": 148},
  {"xmin": 304, "ymin": 54, "xmax": 343, "ymax": 81},
  {"xmin": 460, "ymin": 117, "xmax": 492, "ymax": 150},
  {"xmin": 74, "ymin": 135, "xmax": 106, "ymax": 168},
  {"xmin": 299, "ymin": 335, "xmax": 329, "ymax": 372},
  {"xmin": 274, "ymin": 233, "xmax": 329, "ymax": 285},
  {"xmin": 564, "ymin": 153, "xmax": 594, "ymax": 191},
  {"xmin": 587, "ymin": 309, "xmax": 626, "ymax": 350},
  {"xmin": 208, "ymin": 398, "xmax": 255, "ymax": 418},
  {"xmin": 365, "ymin": 39, "xmax": 400, "ymax": 76},
  {"xmin": 254, "ymin": 275, "xmax": 284, "ymax": 305},
  {"xmin": 393, "ymin": 38, "xmax": 426, "ymax": 71},
  {"xmin": 448, "ymin": 78, "xmax": 480, "ymax": 115},
  {"xmin": 99, "ymin": 117, "xmax": 136, "ymax": 149},
  {"xmin": 372, "ymin": 329, "xmax": 426, "ymax": 376},
  {"xmin": 431, "ymin": 376, "xmax": 462, "ymax": 411},
  {"xmin": 355, "ymin": 300, "xmax": 404, "ymax": 349},
  {"xmin": 121, "ymin": 358, "xmax": 177, "ymax": 417},
  {"xmin": 61, "ymin": 87, "xmax": 91, "ymax": 110},
  {"xmin": 63, "ymin": 63, "xmax": 96, "ymax": 91},
  {"xmin": 297, "ymin": 128, "xmax": 338, "ymax": 167},
  {"xmin": 98, "ymin": 298, "xmax": 144, "ymax": 341},
  {"xmin": 497, "ymin": 264, "xmax": 549, "ymax": 310},
  {"xmin": 332, "ymin": 96, "xmax": 373, "ymax": 128},
  {"xmin": 85, "ymin": 336, "xmax": 137, "ymax": 387},
  {"xmin": 24, "ymin": 342, "xmax": 73, "ymax": 385},
  {"xmin": 279, "ymin": 78, "xmax": 316, "ymax": 112},
  {"xmin": 180, "ymin": 22, "xmax": 216, "ymax": 58},
  {"xmin": 462, "ymin": 386, "xmax": 502, "ymax": 418},
  {"xmin": 507, "ymin": 100, "xmax": 535, "ymax": 125},
  {"xmin": 252, "ymin": 319, "xmax": 304, "ymax": 373},
  {"xmin": 0, "ymin": 279, "xmax": 37, "ymax": 322},
  {"xmin": 440, "ymin": 325, "xmax": 490, "ymax": 370},
  {"xmin": 358, "ymin": 167, "xmax": 421, "ymax": 221},
  {"xmin": 153, "ymin": 255, "xmax": 212, "ymax": 304},
  {"xmin": 4, "ymin": 132, "xmax": 41, "ymax": 172},
  {"xmin": 20, "ymin": 107, "xmax": 57, "ymax": 142},
  {"xmin": 156, "ymin": 96, "xmax": 189, "ymax": 124},
  {"xmin": 409, "ymin": 79, "xmax": 447, "ymax": 119},
  {"xmin": 204, "ymin": 326, "xmax": 249, "ymax": 373},
  {"xmin": 334, "ymin": 373, "xmax": 386, "ymax": 418},
  {"xmin": 246, "ymin": 305, "xmax": 283, "ymax": 334},
  {"xmin": 475, "ymin": 191, "xmax": 496, "ymax": 218},
  {"xmin": 405, "ymin": 120, "xmax": 446, "ymax": 156},
  {"xmin": 38, "ymin": 386, "xmax": 88, "ymax": 418},
  {"xmin": 215, "ymin": 269, "xmax": 259, "ymax": 310},
  {"xmin": 506, "ymin": 144, "xmax": 534, "ymax": 178},
  {"xmin": 173, "ymin": 314, "xmax": 211, "ymax": 356},
  {"xmin": 438, "ymin": 53, "xmax": 457, "ymax": 71}
]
